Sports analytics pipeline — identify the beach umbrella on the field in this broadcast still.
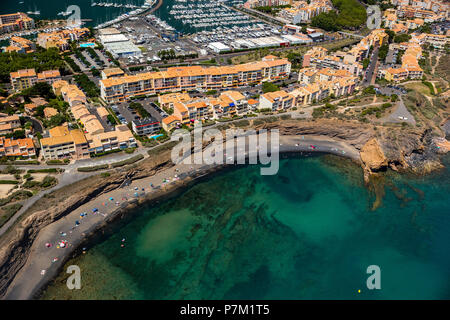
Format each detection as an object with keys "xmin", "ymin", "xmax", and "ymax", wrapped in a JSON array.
[
  {"xmin": 45, "ymin": 243, "xmax": 52, "ymax": 248},
  {"xmin": 93, "ymin": 208, "xmax": 98, "ymax": 212},
  {"xmin": 75, "ymin": 220, "xmax": 80, "ymax": 226},
  {"xmin": 109, "ymin": 197, "xmax": 114, "ymax": 201}
]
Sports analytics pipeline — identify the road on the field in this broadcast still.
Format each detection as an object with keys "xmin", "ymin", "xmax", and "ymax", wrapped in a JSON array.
[{"xmin": 362, "ymin": 44, "xmax": 379, "ymax": 87}]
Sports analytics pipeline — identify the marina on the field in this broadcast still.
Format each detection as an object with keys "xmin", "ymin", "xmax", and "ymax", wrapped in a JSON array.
[
  {"xmin": 152, "ymin": 0, "xmax": 271, "ymax": 34},
  {"xmin": 94, "ymin": 0, "xmax": 156, "ymax": 29}
]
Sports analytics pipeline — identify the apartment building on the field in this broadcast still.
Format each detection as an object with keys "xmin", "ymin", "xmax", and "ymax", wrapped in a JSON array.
[
  {"xmin": 100, "ymin": 57, "xmax": 291, "ymax": 102},
  {"xmin": 37, "ymin": 70, "xmax": 62, "ymax": 86},
  {"xmin": 278, "ymin": 0, "xmax": 333, "ymax": 24},
  {"xmin": 101, "ymin": 68, "xmax": 125, "ymax": 80},
  {"xmin": 5, "ymin": 36, "xmax": 35, "ymax": 53},
  {"xmin": 60, "ymin": 84, "xmax": 87, "ymax": 107},
  {"xmin": 219, "ymin": 91, "xmax": 248, "ymax": 115},
  {"xmin": 293, "ymin": 67, "xmax": 357, "ymax": 105},
  {"xmin": 0, "ymin": 137, "xmax": 35, "ymax": 158},
  {"xmin": 70, "ymin": 104, "xmax": 104, "ymax": 135},
  {"xmin": 259, "ymin": 90, "xmax": 294, "ymax": 111},
  {"xmin": 96, "ymin": 107, "xmax": 110, "ymax": 123},
  {"xmin": 414, "ymin": 33, "xmax": 448, "ymax": 49},
  {"xmin": 247, "ymin": 99, "xmax": 259, "ymax": 111},
  {"xmin": 303, "ymin": 47, "xmax": 364, "ymax": 77},
  {"xmin": 0, "ymin": 115, "xmax": 21, "ymax": 135},
  {"xmin": 40, "ymin": 126, "xmax": 90, "ymax": 160},
  {"xmin": 210, "ymin": 97, "xmax": 238, "ymax": 119},
  {"xmin": 0, "ymin": 12, "xmax": 34, "ymax": 34},
  {"xmin": 85, "ymin": 124, "xmax": 137, "ymax": 154},
  {"xmin": 36, "ymin": 28, "xmax": 90, "ymax": 51},
  {"xmin": 161, "ymin": 115, "xmax": 180, "ymax": 132},
  {"xmin": 158, "ymin": 92, "xmax": 192, "ymax": 111},
  {"xmin": 10, "ymin": 69, "xmax": 37, "ymax": 92},
  {"xmin": 379, "ymin": 41, "xmax": 424, "ymax": 82},
  {"xmin": 131, "ymin": 118, "xmax": 161, "ymax": 136},
  {"xmin": 10, "ymin": 68, "xmax": 61, "ymax": 92}
]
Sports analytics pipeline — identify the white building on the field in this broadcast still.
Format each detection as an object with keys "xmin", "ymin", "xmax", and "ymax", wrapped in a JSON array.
[{"xmin": 208, "ymin": 42, "xmax": 230, "ymax": 53}]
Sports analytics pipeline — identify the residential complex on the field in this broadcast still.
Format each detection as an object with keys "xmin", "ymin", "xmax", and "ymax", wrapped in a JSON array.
[
  {"xmin": 101, "ymin": 68, "xmax": 126, "ymax": 80},
  {"xmin": 156, "ymin": 64, "xmax": 356, "ymax": 127},
  {"xmin": 0, "ymin": 12, "xmax": 34, "ymax": 34},
  {"xmin": 100, "ymin": 56, "xmax": 291, "ymax": 102},
  {"xmin": 378, "ymin": 35, "xmax": 425, "ymax": 82},
  {"xmin": 10, "ymin": 69, "xmax": 37, "ymax": 92},
  {"xmin": 0, "ymin": 115, "xmax": 21, "ymax": 135},
  {"xmin": 10, "ymin": 69, "xmax": 61, "ymax": 92},
  {"xmin": 85, "ymin": 125, "xmax": 137, "ymax": 154},
  {"xmin": 278, "ymin": 0, "xmax": 333, "ymax": 24},
  {"xmin": 131, "ymin": 118, "xmax": 161, "ymax": 136},
  {"xmin": 0, "ymin": 137, "xmax": 36, "ymax": 158},
  {"xmin": 5, "ymin": 36, "xmax": 35, "ymax": 54},
  {"xmin": 40, "ymin": 126, "xmax": 90, "ymax": 160},
  {"xmin": 259, "ymin": 90, "xmax": 294, "ymax": 111},
  {"xmin": 37, "ymin": 28, "xmax": 90, "ymax": 51},
  {"xmin": 49, "ymin": 80, "xmax": 137, "ymax": 157}
]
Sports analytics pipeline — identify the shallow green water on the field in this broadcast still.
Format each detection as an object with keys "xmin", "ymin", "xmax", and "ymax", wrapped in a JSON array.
[{"xmin": 41, "ymin": 154, "xmax": 450, "ymax": 300}]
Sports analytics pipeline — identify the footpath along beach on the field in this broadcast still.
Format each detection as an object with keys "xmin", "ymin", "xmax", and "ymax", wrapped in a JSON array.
[{"xmin": 3, "ymin": 134, "xmax": 359, "ymax": 300}]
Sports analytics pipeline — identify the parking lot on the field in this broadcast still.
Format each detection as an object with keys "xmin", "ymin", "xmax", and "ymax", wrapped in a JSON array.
[
  {"xmin": 114, "ymin": 17, "xmax": 200, "ymax": 66},
  {"xmin": 111, "ymin": 99, "xmax": 166, "ymax": 126}
]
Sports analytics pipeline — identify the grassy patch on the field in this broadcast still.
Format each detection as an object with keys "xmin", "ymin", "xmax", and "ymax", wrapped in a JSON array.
[
  {"xmin": 27, "ymin": 168, "xmax": 63, "ymax": 174},
  {"xmin": 77, "ymin": 164, "xmax": 109, "ymax": 172},
  {"xmin": 0, "ymin": 180, "xmax": 20, "ymax": 184},
  {"xmin": 110, "ymin": 154, "xmax": 144, "ymax": 168},
  {"xmin": 0, "ymin": 203, "xmax": 23, "ymax": 228},
  {"xmin": 148, "ymin": 141, "xmax": 178, "ymax": 157}
]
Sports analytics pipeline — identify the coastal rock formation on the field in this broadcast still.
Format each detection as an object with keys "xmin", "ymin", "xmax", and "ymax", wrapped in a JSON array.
[{"xmin": 360, "ymin": 138, "xmax": 388, "ymax": 182}]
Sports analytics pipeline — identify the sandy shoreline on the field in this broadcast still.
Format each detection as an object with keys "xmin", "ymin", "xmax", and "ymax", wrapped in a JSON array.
[{"xmin": 2, "ymin": 134, "xmax": 360, "ymax": 300}]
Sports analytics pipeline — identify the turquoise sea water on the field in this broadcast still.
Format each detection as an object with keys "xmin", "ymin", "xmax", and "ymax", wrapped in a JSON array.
[{"xmin": 41, "ymin": 153, "xmax": 450, "ymax": 300}]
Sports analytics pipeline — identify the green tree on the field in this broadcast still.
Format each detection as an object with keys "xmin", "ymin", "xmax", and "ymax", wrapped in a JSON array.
[{"xmin": 262, "ymin": 82, "xmax": 279, "ymax": 93}]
